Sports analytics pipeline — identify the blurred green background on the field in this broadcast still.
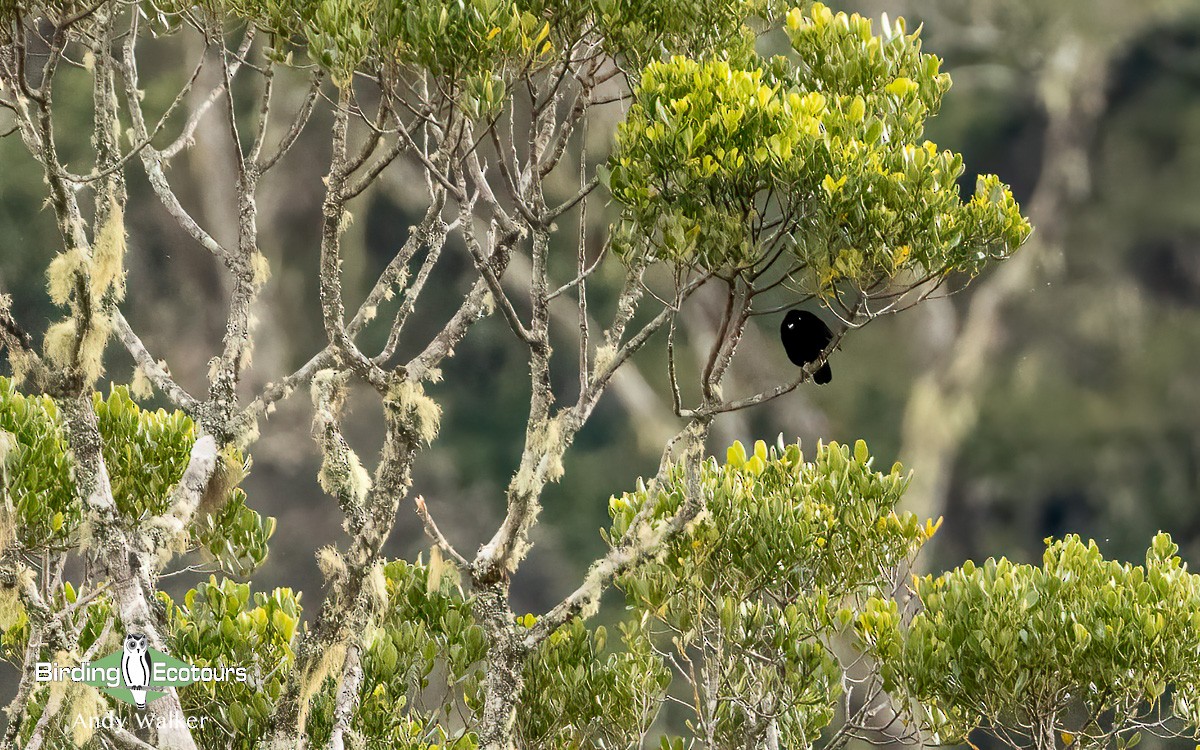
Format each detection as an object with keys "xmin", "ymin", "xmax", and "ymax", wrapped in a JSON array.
[{"xmin": 4, "ymin": 0, "xmax": 1200, "ymax": 731}]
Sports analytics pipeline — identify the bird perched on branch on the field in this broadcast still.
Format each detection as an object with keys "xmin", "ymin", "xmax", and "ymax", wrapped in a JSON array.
[{"xmin": 780, "ymin": 309, "xmax": 833, "ymax": 385}]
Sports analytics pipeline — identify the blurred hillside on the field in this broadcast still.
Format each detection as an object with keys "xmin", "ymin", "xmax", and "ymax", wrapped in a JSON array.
[{"xmin": 2, "ymin": 0, "xmax": 1200, "ymax": 651}]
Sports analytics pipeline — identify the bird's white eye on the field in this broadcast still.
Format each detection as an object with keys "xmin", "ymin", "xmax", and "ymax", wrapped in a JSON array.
[{"xmin": 787, "ymin": 323, "xmax": 793, "ymax": 329}]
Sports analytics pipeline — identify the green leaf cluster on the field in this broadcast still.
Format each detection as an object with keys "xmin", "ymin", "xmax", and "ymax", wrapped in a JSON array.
[
  {"xmin": 114, "ymin": 0, "xmax": 762, "ymax": 98},
  {"xmin": 608, "ymin": 3, "xmax": 1030, "ymax": 287},
  {"xmin": 590, "ymin": 0, "xmax": 765, "ymax": 74},
  {"xmin": 95, "ymin": 386, "xmax": 197, "ymax": 519},
  {"xmin": 609, "ymin": 438, "xmax": 934, "ymax": 745},
  {"xmin": 517, "ymin": 617, "xmax": 669, "ymax": 749},
  {"xmin": 166, "ymin": 578, "xmax": 302, "ymax": 749},
  {"xmin": 302, "ymin": 558, "xmax": 668, "ymax": 749},
  {"xmin": 0, "ymin": 580, "xmax": 116, "ymax": 686},
  {"xmin": 861, "ymin": 534, "xmax": 1200, "ymax": 745},
  {"xmin": 304, "ymin": 558, "xmax": 483, "ymax": 749},
  {"xmin": 0, "ymin": 378, "xmax": 274, "ymax": 575},
  {"xmin": 192, "ymin": 488, "xmax": 275, "ymax": 576},
  {"xmin": 0, "ymin": 378, "xmax": 75, "ymax": 551}
]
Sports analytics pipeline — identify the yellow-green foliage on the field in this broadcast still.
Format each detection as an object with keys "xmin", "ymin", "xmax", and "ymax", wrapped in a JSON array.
[
  {"xmin": 385, "ymin": 379, "xmax": 441, "ymax": 444},
  {"xmin": 518, "ymin": 618, "xmax": 669, "ymax": 750},
  {"xmin": 301, "ymin": 558, "xmax": 485, "ymax": 749},
  {"xmin": 609, "ymin": 438, "xmax": 934, "ymax": 745},
  {"xmin": 863, "ymin": 533, "xmax": 1200, "ymax": 744},
  {"xmin": 0, "ymin": 380, "xmax": 273, "ymax": 573},
  {"xmin": 609, "ymin": 4, "xmax": 1031, "ymax": 284},
  {"xmin": 166, "ymin": 579, "xmax": 302, "ymax": 749},
  {"xmin": 0, "ymin": 379, "xmax": 76, "ymax": 551}
]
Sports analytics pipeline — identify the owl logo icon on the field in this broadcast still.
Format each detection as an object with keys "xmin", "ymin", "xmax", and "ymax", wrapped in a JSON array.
[{"xmin": 120, "ymin": 633, "xmax": 152, "ymax": 709}]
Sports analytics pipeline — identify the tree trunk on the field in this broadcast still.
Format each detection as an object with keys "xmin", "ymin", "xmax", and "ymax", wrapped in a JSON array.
[{"xmin": 475, "ymin": 583, "xmax": 525, "ymax": 750}]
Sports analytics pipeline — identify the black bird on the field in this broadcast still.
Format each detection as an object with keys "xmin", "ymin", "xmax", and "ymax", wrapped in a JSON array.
[{"xmin": 780, "ymin": 309, "xmax": 833, "ymax": 385}]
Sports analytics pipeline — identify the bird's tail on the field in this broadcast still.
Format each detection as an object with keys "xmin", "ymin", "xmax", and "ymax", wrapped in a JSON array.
[{"xmin": 815, "ymin": 362, "xmax": 832, "ymax": 385}]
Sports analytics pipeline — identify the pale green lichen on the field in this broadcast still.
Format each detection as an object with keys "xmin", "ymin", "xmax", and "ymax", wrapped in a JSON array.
[
  {"xmin": 592, "ymin": 342, "xmax": 617, "ymax": 376},
  {"xmin": 68, "ymin": 684, "xmax": 108, "ymax": 746},
  {"xmin": 130, "ymin": 366, "xmax": 153, "ymax": 400},
  {"xmin": 311, "ymin": 369, "xmax": 344, "ymax": 408},
  {"xmin": 239, "ymin": 337, "xmax": 255, "ymax": 371},
  {"xmin": 316, "ymin": 545, "xmax": 347, "ymax": 583},
  {"xmin": 250, "ymin": 252, "xmax": 272, "ymax": 289},
  {"xmin": 77, "ymin": 519, "xmax": 95, "ymax": 554},
  {"xmin": 502, "ymin": 416, "xmax": 569, "ymax": 571},
  {"xmin": 46, "ymin": 249, "xmax": 86, "ymax": 306},
  {"xmin": 44, "ymin": 319, "xmax": 77, "ymax": 367},
  {"xmin": 7, "ymin": 350, "xmax": 30, "ymax": 385},
  {"xmin": 0, "ymin": 582, "xmax": 23, "ymax": 631},
  {"xmin": 193, "ymin": 443, "xmax": 246, "ymax": 524},
  {"xmin": 46, "ymin": 650, "xmax": 74, "ymax": 708},
  {"xmin": 318, "ymin": 446, "xmax": 371, "ymax": 507},
  {"xmin": 46, "ymin": 314, "xmax": 111, "ymax": 384},
  {"xmin": 79, "ymin": 314, "xmax": 112, "ymax": 384},
  {"xmin": 575, "ymin": 565, "xmax": 607, "ymax": 621},
  {"xmin": 521, "ymin": 415, "xmax": 566, "ymax": 490},
  {"xmin": 91, "ymin": 201, "xmax": 127, "ymax": 301},
  {"xmin": 0, "ymin": 428, "xmax": 13, "ymax": 465},
  {"xmin": 228, "ymin": 410, "xmax": 262, "ymax": 452},
  {"xmin": 311, "ymin": 370, "xmax": 372, "ymax": 506},
  {"xmin": 385, "ymin": 379, "xmax": 442, "ymax": 444},
  {"xmin": 0, "ymin": 502, "xmax": 13, "ymax": 558},
  {"xmin": 366, "ymin": 561, "xmax": 389, "ymax": 610},
  {"xmin": 297, "ymin": 640, "xmax": 346, "ymax": 735},
  {"xmin": 425, "ymin": 545, "xmax": 460, "ymax": 593},
  {"xmin": 146, "ymin": 514, "xmax": 191, "ymax": 571}
]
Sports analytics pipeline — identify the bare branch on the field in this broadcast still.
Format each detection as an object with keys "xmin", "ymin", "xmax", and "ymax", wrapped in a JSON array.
[
  {"xmin": 414, "ymin": 495, "xmax": 470, "ymax": 568},
  {"xmin": 258, "ymin": 68, "xmax": 324, "ymax": 172},
  {"xmin": 111, "ymin": 311, "xmax": 200, "ymax": 413}
]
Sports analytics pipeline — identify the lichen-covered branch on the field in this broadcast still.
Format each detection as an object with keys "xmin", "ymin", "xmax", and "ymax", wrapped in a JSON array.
[
  {"xmin": 59, "ymin": 396, "xmax": 198, "ymax": 750},
  {"xmin": 523, "ymin": 418, "xmax": 711, "ymax": 650}
]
